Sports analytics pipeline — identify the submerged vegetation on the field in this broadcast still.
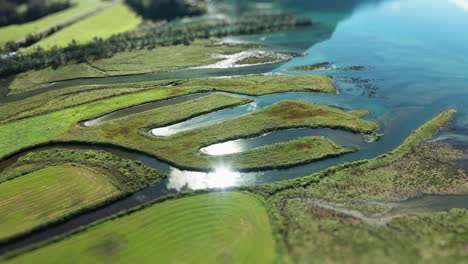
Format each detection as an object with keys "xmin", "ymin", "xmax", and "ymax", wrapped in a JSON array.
[{"xmin": 286, "ymin": 62, "xmax": 333, "ymax": 71}]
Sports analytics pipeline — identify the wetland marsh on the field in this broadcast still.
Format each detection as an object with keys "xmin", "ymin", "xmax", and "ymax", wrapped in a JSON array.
[{"xmin": 1, "ymin": 0, "xmax": 468, "ymax": 262}]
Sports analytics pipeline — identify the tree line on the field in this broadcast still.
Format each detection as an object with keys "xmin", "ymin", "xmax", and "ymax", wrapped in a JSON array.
[
  {"xmin": 0, "ymin": 12, "xmax": 312, "ymax": 77},
  {"xmin": 125, "ymin": 0, "xmax": 206, "ymax": 21}
]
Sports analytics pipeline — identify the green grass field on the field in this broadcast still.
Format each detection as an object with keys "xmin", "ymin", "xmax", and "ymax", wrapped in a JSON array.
[
  {"xmin": 0, "ymin": 0, "xmax": 102, "ymax": 45},
  {"xmin": 8, "ymin": 192, "xmax": 276, "ymax": 263},
  {"xmin": 30, "ymin": 3, "xmax": 141, "ymax": 50},
  {"xmin": 0, "ymin": 164, "xmax": 120, "ymax": 241}
]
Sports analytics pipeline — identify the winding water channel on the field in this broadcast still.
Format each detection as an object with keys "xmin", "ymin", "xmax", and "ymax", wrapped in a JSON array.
[{"xmin": 2, "ymin": 0, "xmax": 468, "ymax": 254}]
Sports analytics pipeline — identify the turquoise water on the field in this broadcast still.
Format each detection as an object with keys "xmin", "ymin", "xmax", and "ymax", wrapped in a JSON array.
[{"xmin": 236, "ymin": 0, "xmax": 468, "ymax": 148}]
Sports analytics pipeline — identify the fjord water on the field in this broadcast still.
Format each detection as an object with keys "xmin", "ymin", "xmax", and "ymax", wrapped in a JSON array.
[{"xmin": 272, "ymin": 0, "xmax": 468, "ymax": 142}]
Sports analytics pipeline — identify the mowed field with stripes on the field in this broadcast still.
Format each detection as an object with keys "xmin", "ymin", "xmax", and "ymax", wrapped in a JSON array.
[
  {"xmin": 0, "ymin": 164, "xmax": 120, "ymax": 241},
  {"xmin": 9, "ymin": 192, "xmax": 276, "ymax": 263}
]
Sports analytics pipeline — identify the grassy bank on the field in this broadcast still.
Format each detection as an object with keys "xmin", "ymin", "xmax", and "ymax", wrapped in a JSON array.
[
  {"xmin": 6, "ymin": 192, "xmax": 276, "ymax": 263},
  {"xmin": 0, "ymin": 0, "xmax": 102, "ymax": 45},
  {"xmin": 1, "ymin": 74, "xmax": 335, "ymax": 124},
  {"xmin": 0, "ymin": 149, "xmax": 164, "ymax": 243},
  {"xmin": 224, "ymin": 136, "xmax": 356, "ymax": 170},
  {"xmin": 282, "ymin": 200, "xmax": 468, "ymax": 263},
  {"xmin": 0, "ymin": 75, "xmax": 336, "ymax": 159},
  {"xmin": 2, "ymin": 149, "xmax": 165, "ymax": 190},
  {"xmin": 0, "ymin": 82, "xmax": 161, "ymax": 124},
  {"xmin": 236, "ymin": 52, "xmax": 292, "ymax": 65},
  {"xmin": 30, "ymin": 3, "xmax": 141, "ymax": 50},
  {"xmin": 67, "ymin": 99, "xmax": 378, "ymax": 171},
  {"xmin": 8, "ymin": 40, "xmax": 255, "ymax": 94},
  {"xmin": 257, "ymin": 109, "xmax": 458, "ymax": 198},
  {"xmin": 0, "ymin": 164, "xmax": 119, "ymax": 242}
]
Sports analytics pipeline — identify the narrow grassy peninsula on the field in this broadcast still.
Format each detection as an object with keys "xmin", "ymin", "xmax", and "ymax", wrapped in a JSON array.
[{"xmin": 224, "ymin": 136, "xmax": 356, "ymax": 170}]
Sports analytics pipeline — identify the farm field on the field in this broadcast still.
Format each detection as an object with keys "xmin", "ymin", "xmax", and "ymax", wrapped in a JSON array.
[
  {"xmin": 0, "ymin": 147, "xmax": 164, "ymax": 243},
  {"xmin": 30, "ymin": 3, "xmax": 142, "ymax": 50},
  {"xmin": 0, "ymin": 0, "xmax": 102, "ymax": 45},
  {"xmin": 0, "ymin": 164, "xmax": 119, "ymax": 242},
  {"xmin": 7, "ymin": 192, "xmax": 276, "ymax": 263}
]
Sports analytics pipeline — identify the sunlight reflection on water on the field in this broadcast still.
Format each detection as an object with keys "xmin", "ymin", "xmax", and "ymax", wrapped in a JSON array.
[
  {"xmin": 166, "ymin": 165, "xmax": 241, "ymax": 189},
  {"xmin": 201, "ymin": 141, "xmax": 244, "ymax": 155}
]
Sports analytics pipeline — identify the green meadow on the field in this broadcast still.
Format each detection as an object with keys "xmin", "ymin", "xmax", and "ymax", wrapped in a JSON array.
[
  {"xmin": 0, "ymin": 0, "xmax": 102, "ymax": 45},
  {"xmin": 8, "ymin": 192, "xmax": 276, "ymax": 264}
]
